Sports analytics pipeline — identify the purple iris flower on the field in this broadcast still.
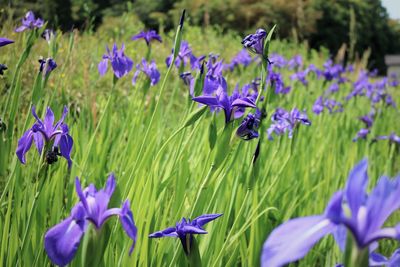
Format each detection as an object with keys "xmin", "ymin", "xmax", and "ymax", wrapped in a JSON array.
[
  {"xmin": 180, "ymin": 72, "xmax": 193, "ymax": 86},
  {"xmin": 149, "ymin": 214, "xmax": 222, "ymax": 255},
  {"xmin": 41, "ymin": 29, "xmax": 55, "ymax": 43},
  {"xmin": 370, "ymin": 249, "xmax": 400, "ymax": 267},
  {"xmin": 312, "ymin": 97, "xmax": 324, "ymax": 114},
  {"xmin": 324, "ymin": 98, "xmax": 343, "ymax": 113},
  {"xmin": 290, "ymin": 70, "xmax": 308, "ymax": 86},
  {"xmin": 306, "ymin": 64, "xmax": 323, "ymax": 78},
  {"xmin": 98, "ymin": 43, "xmax": 133, "ymax": 79},
  {"xmin": 335, "ymin": 248, "xmax": 400, "ymax": 267},
  {"xmin": 132, "ymin": 58, "xmax": 160, "ymax": 86},
  {"xmin": 376, "ymin": 132, "xmax": 400, "ymax": 144},
  {"xmin": 0, "ymin": 37, "xmax": 14, "ymax": 47},
  {"xmin": 131, "ymin": 30, "xmax": 162, "ymax": 46},
  {"xmin": 346, "ymin": 64, "xmax": 355, "ymax": 73},
  {"xmin": 226, "ymin": 49, "xmax": 253, "ymax": 71},
  {"xmin": 190, "ymin": 54, "xmax": 206, "ymax": 70},
  {"xmin": 39, "ymin": 57, "xmax": 57, "ymax": 76},
  {"xmin": 166, "ymin": 41, "xmax": 193, "ymax": 68},
  {"xmin": 269, "ymin": 53, "xmax": 287, "ymax": 68},
  {"xmin": 180, "ymin": 72, "xmax": 195, "ymax": 96},
  {"xmin": 44, "ymin": 174, "xmax": 137, "ymax": 266},
  {"xmin": 236, "ymin": 109, "xmax": 261, "ymax": 140},
  {"xmin": 322, "ymin": 60, "xmax": 345, "ymax": 81},
  {"xmin": 389, "ymin": 73, "xmax": 399, "ymax": 87},
  {"xmin": 268, "ymin": 68, "xmax": 291, "ymax": 94},
  {"xmin": 312, "ymin": 97, "xmax": 343, "ymax": 115},
  {"xmin": 287, "ymin": 55, "xmax": 303, "ymax": 70},
  {"xmin": 261, "ymin": 159, "xmax": 400, "ymax": 267},
  {"xmin": 353, "ymin": 128, "xmax": 370, "ymax": 142},
  {"xmin": 328, "ymin": 83, "xmax": 339, "ymax": 93},
  {"xmin": 16, "ymin": 106, "xmax": 73, "ymax": 168},
  {"xmin": 267, "ymin": 108, "xmax": 311, "ymax": 140},
  {"xmin": 241, "ymin": 29, "xmax": 267, "ymax": 55},
  {"xmin": 0, "ymin": 64, "xmax": 8, "ymax": 75},
  {"xmin": 359, "ymin": 114, "xmax": 374, "ymax": 128},
  {"xmin": 347, "ymin": 71, "xmax": 370, "ymax": 100},
  {"xmin": 192, "ymin": 79, "xmax": 256, "ymax": 123},
  {"xmin": 15, "ymin": 11, "xmax": 44, "ymax": 32},
  {"xmin": 353, "ymin": 112, "xmax": 375, "ymax": 142},
  {"xmin": 206, "ymin": 55, "xmax": 224, "ymax": 77}
]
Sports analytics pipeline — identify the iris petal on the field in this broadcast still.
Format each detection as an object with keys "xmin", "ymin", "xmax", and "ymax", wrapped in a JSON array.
[
  {"xmin": 261, "ymin": 215, "xmax": 336, "ymax": 267},
  {"xmin": 44, "ymin": 206, "xmax": 86, "ymax": 266},
  {"xmin": 345, "ymin": 159, "xmax": 368, "ymax": 218}
]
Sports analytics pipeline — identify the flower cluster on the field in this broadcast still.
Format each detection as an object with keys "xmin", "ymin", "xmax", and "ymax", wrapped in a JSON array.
[
  {"xmin": 267, "ymin": 108, "xmax": 311, "ymax": 140},
  {"xmin": 166, "ymin": 41, "xmax": 204, "ymax": 70},
  {"xmin": 312, "ymin": 96, "xmax": 343, "ymax": 115}
]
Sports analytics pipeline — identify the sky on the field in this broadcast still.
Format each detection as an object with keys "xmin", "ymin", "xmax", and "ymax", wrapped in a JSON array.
[{"xmin": 382, "ymin": 0, "xmax": 400, "ymax": 19}]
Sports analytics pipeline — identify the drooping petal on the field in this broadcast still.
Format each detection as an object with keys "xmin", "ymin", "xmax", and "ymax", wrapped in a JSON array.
[
  {"xmin": 0, "ymin": 37, "xmax": 14, "ymax": 47},
  {"xmin": 192, "ymin": 214, "xmax": 223, "ymax": 228},
  {"xmin": 16, "ymin": 130, "xmax": 34, "ymax": 164},
  {"xmin": 44, "ymin": 205, "xmax": 86, "ymax": 266},
  {"xmin": 333, "ymin": 225, "xmax": 347, "ymax": 252},
  {"xmin": 370, "ymin": 252, "xmax": 389, "ymax": 266},
  {"xmin": 149, "ymin": 227, "xmax": 178, "ymax": 238},
  {"xmin": 261, "ymin": 215, "xmax": 336, "ymax": 267},
  {"xmin": 192, "ymin": 96, "xmax": 220, "ymax": 107},
  {"xmin": 365, "ymin": 175, "xmax": 400, "ymax": 236},
  {"xmin": 388, "ymin": 249, "xmax": 400, "ymax": 267},
  {"xmin": 98, "ymin": 58, "xmax": 109, "ymax": 76},
  {"xmin": 365, "ymin": 225, "xmax": 400, "ymax": 245},
  {"xmin": 345, "ymin": 159, "xmax": 368, "ymax": 218},
  {"xmin": 119, "ymin": 200, "xmax": 137, "ymax": 255},
  {"xmin": 33, "ymin": 132, "xmax": 45, "ymax": 155},
  {"xmin": 231, "ymin": 97, "xmax": 256, "ymax": 108},
  {"xmin": 15, "ymin": 25, "xmax": 27, "ymax": 32},
  {"xmin": 59, "ymin": 133, "xmax": 73, "ymax": 169},
  {"xmin": 131, "ymin": 70, "xmax": 140, "ymax": 85}
]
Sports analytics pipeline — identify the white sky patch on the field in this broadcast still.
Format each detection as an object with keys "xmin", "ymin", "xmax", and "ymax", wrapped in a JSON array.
[{"xmin": 382, "ymin": 0, "xmax": 400, "ymax": 20}]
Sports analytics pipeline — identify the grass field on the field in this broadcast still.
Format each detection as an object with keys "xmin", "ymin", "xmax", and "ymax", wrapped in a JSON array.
[{"xmin": 0, "ymin": 11, "xmax": 399, "ymax": 267}]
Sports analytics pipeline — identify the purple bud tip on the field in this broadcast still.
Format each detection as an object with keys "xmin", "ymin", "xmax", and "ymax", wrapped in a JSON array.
[{"xmin": 179, "ymin": 9, "xmax": 186, "ymax": 28}]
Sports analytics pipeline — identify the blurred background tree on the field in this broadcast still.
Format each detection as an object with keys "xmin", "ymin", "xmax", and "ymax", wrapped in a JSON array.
[{"xmin": 0, "ymin": 0, "xmax": 399, "ymax": 73}]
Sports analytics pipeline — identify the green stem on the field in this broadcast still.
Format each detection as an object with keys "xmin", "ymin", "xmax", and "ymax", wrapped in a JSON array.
[
  {"xmin": 80, "ymin": 80, "xmax": 116, "ymax": 175},
  {"xmin": 122, "ymin": 63, "xmax": 174, "ymax": 199},
  {"xmin": 20, "ymin": 163, "xmax": 49, "ymax": 255}
]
